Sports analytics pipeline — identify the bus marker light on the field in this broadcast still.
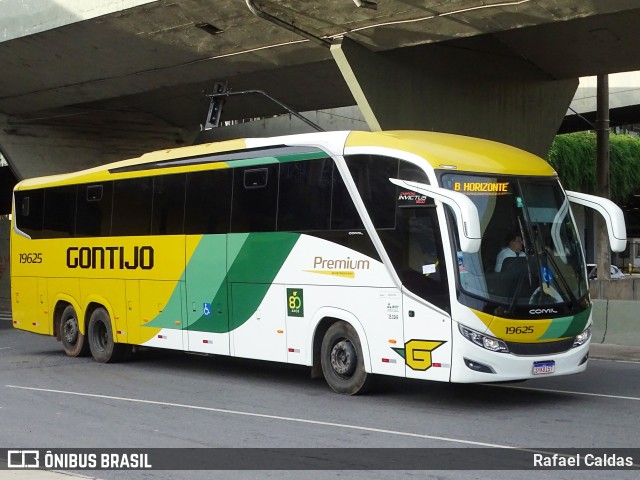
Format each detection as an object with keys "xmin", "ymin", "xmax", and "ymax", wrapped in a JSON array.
[
  {"xmin": 157, "ymin": 335, "xmax": 167, "ymax": 339},
  {"xmin": 433, "ymin": 362, "xmax": 442, "ymax": 368},
  {"xmin": 203, "ymin": 340, "xmax": 211, "ymax": 344},
  {"xmin": 277, "ymin": 329, "xmax": 284, "ymax": 334},
  {"xmin": 288, "ymin": 348, "xmax": 300, "ymax": 353},
  {"xmin": 382, "ymin": 358, "xmax": 396, "ymax": 363},
  {"xmin": 117, "ymin": 330, "xmax": 125, "ymax": 335},
  {"xmin": 174, "ymin": 321, "xmax": 181, "ymax": 325},
  {"xmin": 388, "ymin": 339, "xmax": 397, "ymax": 344}
]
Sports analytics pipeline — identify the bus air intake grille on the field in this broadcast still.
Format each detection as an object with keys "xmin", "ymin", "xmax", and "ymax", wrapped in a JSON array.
[{"xmin": 505, "ymin": 338, "xmax": 575, "ymax": 356}]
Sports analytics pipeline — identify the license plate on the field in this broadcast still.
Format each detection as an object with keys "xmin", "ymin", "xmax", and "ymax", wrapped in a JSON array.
[{"xmin": 533, "ymin": 360, "xmax": 555, "ymax": 375}]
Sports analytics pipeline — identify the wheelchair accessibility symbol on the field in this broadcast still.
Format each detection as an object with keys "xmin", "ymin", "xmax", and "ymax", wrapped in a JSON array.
[{"xmin": 203, "ymin": 303, "xmax": 211, "ymax": 316}]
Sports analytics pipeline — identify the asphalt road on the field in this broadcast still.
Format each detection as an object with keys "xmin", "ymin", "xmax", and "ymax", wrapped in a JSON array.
[{"xmin": 1, "ymin": 318, "xmax": 638, "ymax": 480}]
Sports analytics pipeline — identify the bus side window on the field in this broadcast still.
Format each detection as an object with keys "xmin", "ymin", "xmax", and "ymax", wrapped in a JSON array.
[
  {"xmin": 344, "ymin": 154, "xmax": 398, "ymax": 229},
  {"xmin": 389, "ymin": 207, "xmax": 450, "ymax": 312},
  {"xmin": 112, "ymin": 177, "xmax": 153, "ymax": 236},
  {"xmin": 278, "ymin": 158, "xmax": 331, "ymax": 231},
  {"xmin": 152, "ymin": 174, "xmax": 186, "ymax": 235},
  {"xmin": 15, "ymin": 189, "xmax": 44, "ymax": 239},
  {"xmin": 231, "ymin": 165, "xmax": 279, "ymax": 233},
  {"xmin": 184, "ymin": 169, "xmax": 232, "ymax": 235},
  {"xmin": 331, "ymin": 166, "xmax": 364, "ymax": 230},
  {"xmin": 76, "ymin": 182, "xmax": 113, "ymax": 237},
  {"xmin": 397, "ymin": 162, "xmax": 430, "ymax": 184},
  {"xmin": 43, "ymin": 186, "xmax": 77, "ymax": 238}
]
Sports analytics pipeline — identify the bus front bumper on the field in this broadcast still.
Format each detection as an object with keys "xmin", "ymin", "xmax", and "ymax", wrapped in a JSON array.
[{"xmin": 450, "ymin": 324, "xmax": 590, "ymax": 383}]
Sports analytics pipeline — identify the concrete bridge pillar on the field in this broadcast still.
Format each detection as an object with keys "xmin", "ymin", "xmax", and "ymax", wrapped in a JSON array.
[{"xmin": 331, "ymin": 36, "xmax": 578, "ymax": 157}]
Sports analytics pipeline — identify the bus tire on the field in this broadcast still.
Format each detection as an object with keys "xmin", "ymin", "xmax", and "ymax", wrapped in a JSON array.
[
  {"xmin": 60, "ymin": 305, "xmax": 90, "ymax": 357},
  {"xmin": 87, "ymin": 307, "xmax": 127, "ymax": 363},
  {"xmin": 320, "ymin": 321, "xmax": 371, "ymax": 395}
]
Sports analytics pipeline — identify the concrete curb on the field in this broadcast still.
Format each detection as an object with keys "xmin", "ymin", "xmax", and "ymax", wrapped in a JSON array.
[{"xmin": 589, "ymin": 343, "xmax": 640, "ymax": 362}]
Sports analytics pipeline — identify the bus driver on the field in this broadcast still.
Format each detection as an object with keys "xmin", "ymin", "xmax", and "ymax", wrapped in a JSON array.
[{"xmin": 495, "ymin": 232, "xmax": 523, "ymax": 272}]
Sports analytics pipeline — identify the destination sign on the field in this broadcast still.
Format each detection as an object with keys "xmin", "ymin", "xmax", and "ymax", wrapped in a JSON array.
[{"xmin": 452, "ymin": 182, "xmax": 509, "ymax": 194}]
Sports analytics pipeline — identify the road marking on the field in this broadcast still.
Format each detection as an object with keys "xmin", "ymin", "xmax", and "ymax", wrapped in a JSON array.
[
  {"xmin": 4, "ymin": 384, "xmax": 520, "ymax": 449},
  {"xmin": 0, "ymin": 347, "xmax": 11, "ymax": 350},
  {"xmin": 591, "ymin": 358, "xmax": 640, "ymax": 365},
  {"xmin": 486, "ymin": 384, "xmax": 640, "ymax": 401}
]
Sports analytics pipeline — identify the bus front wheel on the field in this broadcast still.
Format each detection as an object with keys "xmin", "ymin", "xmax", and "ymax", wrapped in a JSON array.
[
  {"xmin": 60, "ymin": 305, "xmax": 89, "ymax": 357},
  {"xmin": 320, "ymin": 322, "xmax": 371, "ymax": 395},
  {"xmin": 87, "ymin": 307, "xmax": 128, "ymax": 363}
]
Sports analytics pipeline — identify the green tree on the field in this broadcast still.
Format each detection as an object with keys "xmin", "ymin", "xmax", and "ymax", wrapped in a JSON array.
[{"xmin": 547, "ymin": 132, "xmax": 640, "ymax": 204}]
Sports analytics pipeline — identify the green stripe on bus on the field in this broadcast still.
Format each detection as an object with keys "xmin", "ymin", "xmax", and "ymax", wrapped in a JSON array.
[
  {"xmin": 145, "ymin": 232, "xmax": 300, "ymax": 333},
  {"xmin": 227, "ymin": 151, "xmax": 328, "ymax": 168},
  {"xmin": 189, "ymin": 232, "xmax": 301, "ymax": 333},
  {"xmin": 538, "ymin": 306, "xmax": 591, "ymax": 339}
]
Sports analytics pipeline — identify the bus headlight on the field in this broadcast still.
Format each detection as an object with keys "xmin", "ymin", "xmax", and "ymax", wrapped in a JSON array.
[
  {"xmin": 572, "ymin": 326, "xmax": 591, "ymax": 348},
  {"xmin": 458, "ymin": 324, "xmax": 509, "ymax": 353}
]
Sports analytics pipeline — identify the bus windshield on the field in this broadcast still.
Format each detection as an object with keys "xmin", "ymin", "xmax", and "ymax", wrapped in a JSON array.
[{"xmin": 441, "ymin": 173, "xmax": 588, "ymax": 310}]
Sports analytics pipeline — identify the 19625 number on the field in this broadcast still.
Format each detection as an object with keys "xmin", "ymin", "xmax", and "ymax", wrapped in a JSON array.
[
  {"xmin": 505, "ymin": 325, "xmax": 534, "ymax": 335},
  {"xmin": 19, "ymin": 253, "xmax": 43, "ymax": 264}
]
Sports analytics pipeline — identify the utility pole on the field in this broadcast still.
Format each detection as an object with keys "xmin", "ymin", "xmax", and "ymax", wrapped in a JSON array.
[{"xmin": 596, "ymin": 74, "xmax": 611, "ymax": 280}]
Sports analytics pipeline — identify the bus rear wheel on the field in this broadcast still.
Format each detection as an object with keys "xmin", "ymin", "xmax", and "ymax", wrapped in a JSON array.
[
  {"xmin": 88, "ymin": 307, "xmax": 128, "ymax": 363},
  {"xmin": 60, "ymin": 305, "xmax": 89, "ymax": 357},
  {"xmin": 320, "ymin": 322, "xmax": 371, "ymax": 395}
]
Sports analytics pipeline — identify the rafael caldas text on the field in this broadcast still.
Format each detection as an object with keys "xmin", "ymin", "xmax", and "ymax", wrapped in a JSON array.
[{"xmin": 533, "ymin": 453, "xmax": 634, "ymax": 468}]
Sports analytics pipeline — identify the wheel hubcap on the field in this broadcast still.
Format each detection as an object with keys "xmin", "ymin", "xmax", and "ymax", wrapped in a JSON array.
[
  {"xmin": 330, "ymin": 339, "xmax": 357, "ymax": 378},
  {"xmin": 63, "ymin": 318, "xmax": 78, "ymax": 345},
  {"xmin": 94, "ymin": 322, "xmax": 108, "ymax": 351}
]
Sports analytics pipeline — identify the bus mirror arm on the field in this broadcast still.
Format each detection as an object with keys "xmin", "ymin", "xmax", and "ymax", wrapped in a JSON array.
[
  {"xmin": 566, "ymin": 191, "xmax": 627, "ymax": 253},
  {"xmin": 389, "ymin": 179, "xmax": 482, "ymax": 253}
]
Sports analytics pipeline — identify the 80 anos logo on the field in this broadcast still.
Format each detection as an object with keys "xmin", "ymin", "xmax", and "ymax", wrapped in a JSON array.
[{"xmin": 286, "ymin": 288, "xmax": 304, "ymax": 317}]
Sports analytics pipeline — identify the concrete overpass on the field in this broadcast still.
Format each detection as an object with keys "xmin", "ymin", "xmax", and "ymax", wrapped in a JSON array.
[{"xmin": 2, "ymin": 0, "xmax": 640, "ymax": 181}]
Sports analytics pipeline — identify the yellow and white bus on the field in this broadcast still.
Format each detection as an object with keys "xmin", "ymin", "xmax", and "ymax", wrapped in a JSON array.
[{"xmin": 11, "ymin": 130, "xmax": 626, "ymax": 394}]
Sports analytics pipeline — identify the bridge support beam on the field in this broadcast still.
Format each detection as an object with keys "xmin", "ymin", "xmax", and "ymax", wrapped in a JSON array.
[{"xmin": 331, "ymin": 36, "xmax": 578, "ymax": 157}]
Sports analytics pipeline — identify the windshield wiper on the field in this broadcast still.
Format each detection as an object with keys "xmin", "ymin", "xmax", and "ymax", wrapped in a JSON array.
[
  {"xmin": 504, "ymin": 216, "xmax": 538, "ymax": 314},
  {"xmin": 507, "ymin": 269, "xmax": 528, "ymax": 314}
]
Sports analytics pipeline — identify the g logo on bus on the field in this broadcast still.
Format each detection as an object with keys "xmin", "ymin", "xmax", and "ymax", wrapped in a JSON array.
[{"xmin": 392, "ymin": 339, "xmax": 446, "ymax": 371}]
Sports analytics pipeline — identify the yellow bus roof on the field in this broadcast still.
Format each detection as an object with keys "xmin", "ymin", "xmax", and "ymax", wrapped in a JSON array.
[
  {"xmin": 346, "ymin": 131, "xmax": 556, "ymax": 176},
  {"xmin": 16, "ymin": 130, "xmax": 555, "ymax": 190},
  {"xmin": 16, "ymin": 138, "xmax": 248, "ymax": 189}
]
